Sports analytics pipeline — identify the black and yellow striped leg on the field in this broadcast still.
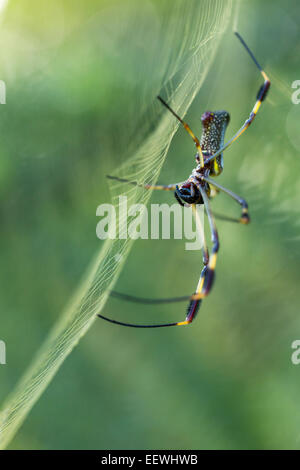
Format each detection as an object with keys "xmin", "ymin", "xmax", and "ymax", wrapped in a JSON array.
[
  {"xmin": 157, "ymin": 96, "xmax": 205, "ymax": 168},
  {"xmin": 205, "ymin": 32, "xmax": 271, "ymax": 166},
  {"xmin": 174, "ymin": 188, "xmax": 219, "ymax": 326},
  {"xmin": 98, "ymin": 203, "xmax": 212, "ymax": 327},
  {"xmin": 182, "ymin": 186, "xmax": 219, "ymax": 324},
  {"xmin": 106, "ymin": 175, "xmax": 181, "ymax": 191},
  {"xmin": 199, "ymin": 185, "xmax": 219, "ymax": 293},
  {"xmin": 96, "ymin": 315, "xmax": 183, "ymax": 329},
  {"xmin": 203, "ymin": 176, "xmax": 250, "ymax": 224}
]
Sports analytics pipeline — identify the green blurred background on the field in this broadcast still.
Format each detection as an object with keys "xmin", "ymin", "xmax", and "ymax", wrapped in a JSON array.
[{"xmin": 1, "ymin": 0, "xmax": 300, "ymax": 449}]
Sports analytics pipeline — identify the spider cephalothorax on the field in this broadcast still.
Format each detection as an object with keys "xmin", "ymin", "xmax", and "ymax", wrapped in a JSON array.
[
  {"xmin": 175, "ymin": 181, "xmax": 202, "ymax": 205},
  {"xmin": 175, "ymin": 167, "xmax": 210, "ymax": 206}
]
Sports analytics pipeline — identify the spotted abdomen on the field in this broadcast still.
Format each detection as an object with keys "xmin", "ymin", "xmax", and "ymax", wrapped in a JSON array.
[{"xmin": 201, "ymin": 110, "xmax": 230, "ymax": 176}]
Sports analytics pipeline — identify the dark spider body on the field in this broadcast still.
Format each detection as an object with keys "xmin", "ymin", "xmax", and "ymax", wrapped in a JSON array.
[{"xmin": 99, "ymin": 32, "xmax": 271, "ymax": 329}]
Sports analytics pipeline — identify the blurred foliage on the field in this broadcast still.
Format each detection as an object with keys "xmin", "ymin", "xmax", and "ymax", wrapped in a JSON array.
[{"xmin": 0, "ymin": 0, "xmax": 300, "ymax": 450}]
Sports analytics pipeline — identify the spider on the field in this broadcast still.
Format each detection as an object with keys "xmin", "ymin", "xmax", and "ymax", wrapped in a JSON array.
[{"xmin": 98, "ymin": 32, "xmax": 270, "ymax": 328}]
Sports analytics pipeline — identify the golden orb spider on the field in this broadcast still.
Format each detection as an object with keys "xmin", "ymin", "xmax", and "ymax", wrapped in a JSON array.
[{"xmin": 98, "ymin": 32, "xmax": 271, "ymax": 328}]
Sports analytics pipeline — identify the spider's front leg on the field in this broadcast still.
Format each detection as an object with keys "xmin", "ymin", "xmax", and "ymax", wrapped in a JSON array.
[{"xmin": 205, "ymin": 33, "xmax": 270, "ymax": 167}]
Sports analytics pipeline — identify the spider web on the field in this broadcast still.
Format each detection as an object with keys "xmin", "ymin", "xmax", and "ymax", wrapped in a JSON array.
[{"xmin": 0, "ymin": 0, "xmax": 233, "ymax": 448}]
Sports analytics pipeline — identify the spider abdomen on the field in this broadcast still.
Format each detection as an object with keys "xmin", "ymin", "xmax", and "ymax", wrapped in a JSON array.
[{"xmin": 201, "ymin": 110, "xmax": 230, "ymax": 175}]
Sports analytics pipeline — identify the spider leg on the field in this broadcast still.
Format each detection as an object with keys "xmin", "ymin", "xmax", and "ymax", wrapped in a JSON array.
[
  {"xmin": 207, "ymin": 187, "xmax": 238, "ymax": 223},
  {"xmin": 183, "ymin": 187, "xmax": 219, "ymax": 321},
  {"xmin": 96, "ymin": 315, "xmax": 181, "ymax": 328},
  {"xmin": 210, "ymin": 211, "xmax": 244, "ymax": 224},
  {"xmin": 157, "ymin": 96, "xmax": 205, "ymax": 168},
  {"xmin": 108, "ymin": 202, "xmax": 208, "ymax": 308},
  {"xmin": 203, "ymin": 176, "xmax": 250, "ymax": 224},
  {"xmin": 191, "ymin": 203, "xmax": 209, "ymax": 265},
  {"xmin": 197, "ymin": 187, "xmax": 219, "ymax": 297},
  {"xmin": 205, "ymin": 32, "xmax": 270, "ymax": 166},
  {"xmin": 106, "ymin": 175, "xmax": 180, "ymax": 191},
  {"xmin": 109, "ymin": 291, "xmax": 190, "ymax": 304},
  {"xmin": 98, "ymin": 201, "xmax": 216, "ymax": 328}
]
